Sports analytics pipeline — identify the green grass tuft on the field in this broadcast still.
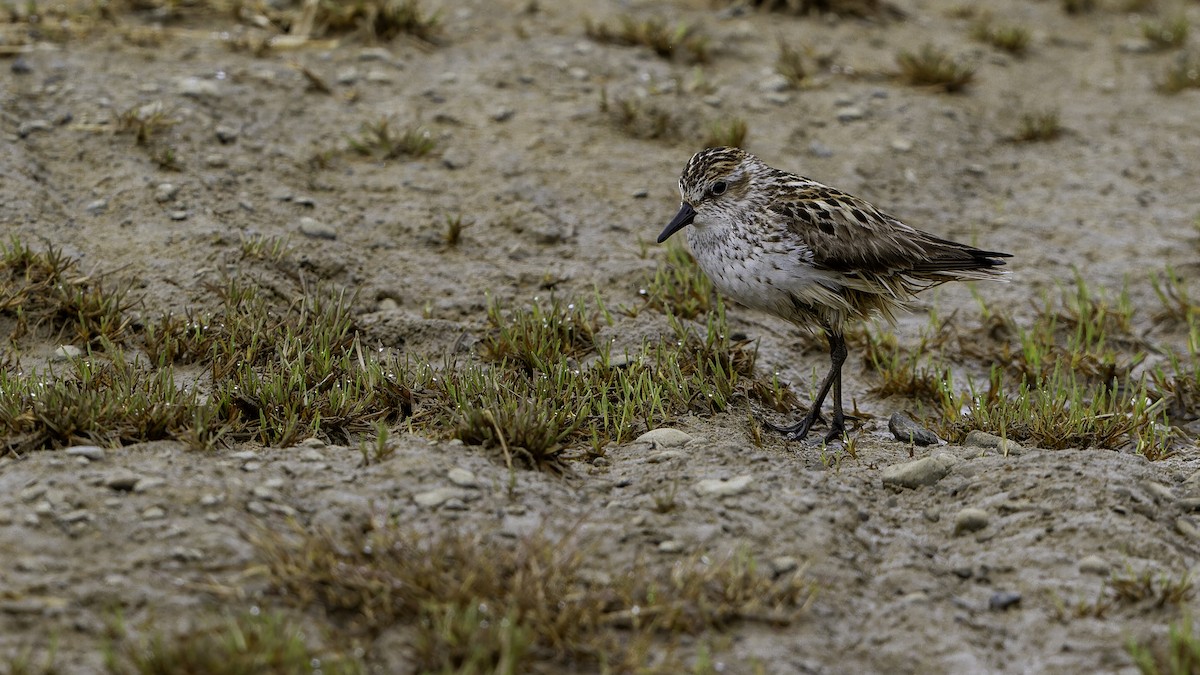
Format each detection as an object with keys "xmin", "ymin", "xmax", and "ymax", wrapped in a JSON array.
[{"xmin": 896, "ymin": 44, "xmax": 976, "ymax": 92}]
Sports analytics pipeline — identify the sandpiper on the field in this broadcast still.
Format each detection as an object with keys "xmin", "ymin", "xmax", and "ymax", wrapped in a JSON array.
[{"xmin": 658, "ymin": 146, "xmax": 1011, "ymax": 442}]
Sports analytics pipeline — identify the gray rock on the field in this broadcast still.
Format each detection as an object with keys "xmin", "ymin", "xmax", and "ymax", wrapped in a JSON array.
[
  {"xmin": 298, "ymin": 216, "xmax": 337, "ymax": 240},
  {"xmin": 635, "ymin": 428, "xmax": 693, "ymax": 448},
  {"xmin": 836, "ymin": 106, "xmax": 865, "ymax": 122},
  {"xmin": 85, "ymin": 199, "xmax": 108, "ymax": 215},
  {"xmin": 491, "ymin": 107, "xmax": 515, "ymax": 122},
  {"xmin": 169, "ymin": 210, "xmax": 189, "ymax": 221},
  {"xmin": 1177, "ymin": 517, "xmax": 1200, "ymax": 542},
  {"xmin": 358, "ymin": 47, "xmax": 392, "ymax": 61},
  {"xmin": 881, "ymin": 454, "xmax": 959, "ymax": 489},
  {"xmin": 51, "ymin": 345, "xmax": 82, "ymax": 362},
  {"xmin": 215, "ymin": 124, "xmax": 239, "ymax": 144},
  {"xmin": 657, "ymin": 540, "xmax": 684, "ymax": 553},
  {"xmin": 808, "ymin": 140, "xmax": 833, "ymax": 158},
  {"xmin": 988, "ymin": 591, "xmax": 1021, "ymax": 611},
  {"xmin": 447, "ymin": 468, "xmax": 479, "ymax": 488},
  {"xmin": 65, "ymin": 445, "xmax": 105, "ymax": 461},
  {"xmin": 647, "ymin": 450, "xmax": 685, "ymax": 463},
  {"xmin": 964, "ymin": 430, "xmax": 1022, "ymax": 454},
  {"xmin": 178, "ymin": 76, "xmax": 221, "ymax": 97},
  {"xmin": 106, "ymin": 470, "xmax": 142, "ymax": 492},
  {"xmin": 770, "ymin": 556, "xmax": 800, "ymax": 577},
  {"xmin": 414, "ymin": 487, "xmax": 471, "ymax": 508},
  {"xmin": 154, "ymin": 183, "xmax": 178, "ymax": 203},
  {"xmin": 1140, "ymin": 480, "xmax": 1175, "ymax": 504},
  {"xmin": 888, "ymin": 412, "xmax": 939, "ymax": 446},
  {"xmin": 441, "ymin": 148, "xmax": 472, "ymax": 170},
  {"xmin": 17, "ymin": 119, "xmax": 51, "ymax": 138},
  {"xmin": 142, "ymin": 506, "xmax": 166, "ymax": 520},
  {"xmin": 891, "ymin": 138, "xmax": 914, "ymax": 153},
  {"xmin": 695, "ymin": 475, "xmax": 753, "ymax": 497},
  {"xmin": 759, "ymin": 73, "xmax": 791, "ymax": 92},
  {"xmin": 336, "ymin": 67, "xmax": 359, "ymax": 84},
  {"xmin": 59, "ymin": 509, "xmax": 93, "ymax": 524},
  {"xmin": 204, "ymin": 154, "xmax": 228, "ymax": 168},
  {"xmin": 764, "ymin": 92, "xmax": 792, "ymax": 105},
  {"xmin": 11, "ymin": 56, "xmax": 31, "ymax": 74},
  {"xmin": 1078, "ymin": 555, "xmax": 1110, "ymax": 576},
  {"xmin": 954, "ymin": 507, "xmax": 989, "ymax": 535}
]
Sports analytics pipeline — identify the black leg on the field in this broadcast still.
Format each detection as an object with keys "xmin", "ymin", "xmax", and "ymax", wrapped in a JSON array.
[{"xmin": 767, "ymin": 329, "xmax": 848, "ymax": 441}]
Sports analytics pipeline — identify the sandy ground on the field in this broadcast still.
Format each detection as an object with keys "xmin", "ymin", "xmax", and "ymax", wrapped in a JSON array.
[{"xmin": 3, "ymin": 0, "xmax": 1200, "ymax": 672}]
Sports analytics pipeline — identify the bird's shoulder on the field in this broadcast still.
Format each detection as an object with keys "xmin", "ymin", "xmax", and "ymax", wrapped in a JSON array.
[{"xmin": 764, "ymin": 176, "xmax": 925, "ymax": 272}]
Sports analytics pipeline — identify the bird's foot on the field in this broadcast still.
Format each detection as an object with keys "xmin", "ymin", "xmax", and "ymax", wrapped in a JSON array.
[
  {"xmin": 822, "ymin": 421, "xmax": 847, "ymax": 445},
  {"xmin": 764, "ymin": 411, "xmax": 824, "ymax": 441}
]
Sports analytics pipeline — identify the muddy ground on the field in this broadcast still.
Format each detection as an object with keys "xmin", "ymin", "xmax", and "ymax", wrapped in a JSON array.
[{"xmin": 3, "ymin": 0, "xmax": 1200, "ymax": 672}]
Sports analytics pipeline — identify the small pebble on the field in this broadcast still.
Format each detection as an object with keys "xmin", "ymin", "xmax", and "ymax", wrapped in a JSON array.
[
  {"xmin": 635, "ymin": 428, "xmax": 693, "ymax": 448},
  {"xmin": 17, "ymin": 119, "xmax": 51, "ymax": 138},
  {"xmin": 169, "ymin": 210, "xmax": 189, "ymax": 221},
  {"xmin": 808, "ymin": 140, "xmax": 833, "ymax": 158},
  {"xmin": 298, "ymin": 216, "xmax": 337, "ymax": 240},
  {"xmin": 142, "ymin": 506, "xmax": 166, "ymax": 520},
  {"xmin": 204, "ymin": 154, "xmax": 228, "ymax": 168},
  {"xmin": 888, "ymin": 412, "xmax": 939, "ymax": 446},
  {"xmin": 657, "ymin": 540, "xmax": 685, "ymax": 553},
  {"xmin": 447, "ymin": 468, "xmax": 479, "ymax": 488},
  {"xmin": 770, "ymin": 556, "xmax": 800, "ymax": 577},
  {"xmin": 11, "ymin": 56, "xmax": 31, "ymax": 74},
  {"xmin": 154, "ymin": 183, "xmax": 179, "ymax": 203},
  {"xmin": 954, "ymin": 508, "xmax": 990, "ymax": 535},
  {"xmin": 1078, "ymin": 555, "xmax": 1110, "ymax": 576},
  {"xmin": 881, "ymin": 454, "xmax": 958, "ymax": 489},
  {"xmin": 891, "ymin": 138, "xmax": 913, "ymax": 153},
  {"xmin": 178, "ymin": 76, "xmax": 221, "ymax": 97},
  {"xmin": 85, "ymin": 199, "xmax": 108, "ymax": 215},
  {"xmin": 989, "ymin": 591, "xmax": 1021, "ymax": 611},
  {"xmin": 215, "ymin": 124, "xmax": 239, "ymax": 144},
  {"xmin": 836, "ymin": 106, "xmax": 864, "ymax": 122},
  {"xmin": 51, "ymin": 345, "xmax": 82, "ymax": 362},
  {"xmin": 695, "ymin": 475, "xmax": 754, "ymax": 497},
  {"xmin": 65, "ymin": 446, "xmax": 105, "ymax": 461},
  {"xmin": 105, "ymin": 472, "xmax": 142, "ymax": 491},
  {"xmin": 964, "ymin": 430, "xmax": 1022, "ymax": 455},
  {"xmin": 491, "ymin": 107, "xmax": 515, "ymax": 122}
]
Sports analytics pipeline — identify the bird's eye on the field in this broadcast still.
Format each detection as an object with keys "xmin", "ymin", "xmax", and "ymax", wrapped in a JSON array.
[{"xmin": 711, "ymin": 181, "xmax": 727, "ymax": 196}]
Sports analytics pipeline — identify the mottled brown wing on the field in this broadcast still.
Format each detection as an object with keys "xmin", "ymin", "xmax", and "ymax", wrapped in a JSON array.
[{"xmin": 770, "ymin": 185, "xmax": 1009, "ymax": 277}]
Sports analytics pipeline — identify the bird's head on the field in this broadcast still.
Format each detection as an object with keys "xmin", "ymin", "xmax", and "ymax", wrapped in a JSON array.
[{"xmin": 657, "ymin": 146, "xmax": 762, "ymax": 243}]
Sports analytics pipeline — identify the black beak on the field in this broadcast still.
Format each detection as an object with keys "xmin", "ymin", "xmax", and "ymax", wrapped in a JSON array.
[{"xmin": 657, "ymin": 202, "xmax": 696, "ymax": 243}]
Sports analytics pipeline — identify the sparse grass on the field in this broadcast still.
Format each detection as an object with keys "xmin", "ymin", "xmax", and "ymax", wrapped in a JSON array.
[
  {"xmin": 1109, "ymin": 567, "xmax": 1195, "ymax": 608},
  {"xmin": 346, "ymin": 117, "xmax": 435, "ymax": 159},
  {"xmin": 972, "ymin": 20, "xmax": 1031, "ymax": 55},
  {"xmin": 585, "ymin": 15, "xmax": 709, "ymax": 63},
  {"xmin": 896, "ymin": 44, "xmax": 976, "ymax": 92},
  {"xmin": 0, "ymin": 239, "xmax": 134, "ymax": 346},
  {"xmin": 104, "ymin": 610, "xmax": 365, "ymax": 675},
  {"xmin": 862, "ymin": 327, "xmax": 953, "ymax": 405},
  {"xmin": 703, "ymin": 118, "xmax": 749, "ymax": 149},
  {"xmin": 255, "ymin": 522, "xmax": 813, "ymax": 672},
  {"xmin": 631, "ymin": 241, "xmax": 718, "ymax": 320},
  {"xmin": 115, "ymin": 102, "xmax": 176, "ymax": 146},
  {"xmin": 776, "ymin": 41, "xmax": 809, "ymax": 87},
  {"xmin": 1159, "ymin": 50, "xmax": 1200, "ymax": 94},
  {"xmin": 311, "ymin": 0, "xmax": 440, "ymax": 43},
  {"xmin": 1142, "ymin": 16, "xmax": 1189, "ymax": 51},
  {"xmin": 238, "ymin": 233, "xmax": 291, "ymax": 264},
  {"xmin": 602, "ymin": 91, "xmax": 686, "ymax": 142},
  {"xmin": 443, "ymin": 214, "xmax": 472, "ymax": 248},
  {"xmin": 1129, "ymin": 613, "xmax": 1200, "ymax": 675},
  {"xmin": 1014, "ymin": 108, "xmax": 1064, "ymax": 142},
  {"xmin": 1062, "ymin": 0, "xmax": 1096, "ymax": 14},
  {"xmin": 718, "ymin": 0, "xmax": 901, "ymax": 19}
]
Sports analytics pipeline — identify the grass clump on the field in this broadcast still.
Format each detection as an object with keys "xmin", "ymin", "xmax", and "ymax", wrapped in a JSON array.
[
  {"xmin": 585, "ymin": 15, "xmax": 709, "ymax": 63},
  {"xmin": 718, "ymin": 0, "xmax": 902, "ymax": 19},
  {"xmin": 1128, "ymin": 613, "xmax": 1200, "ymax": 675},
  {"xmin": 632, "ymin": 242, "xmax": 718, "ymax": 320},
  {"xmin": 256, "ymin": 522, "xmax": 813, "ymax": 672},
  {"xmin": 1062, "ymin": 0, "xmax": 1096, "ymax": 14},
  {"xmin": 1142, "ymin": 16, "xmax": 1189, "ymax": 51},
  {"xmin": 105, "ymin": 610, "xmax": 364, "ymax": 675},
  {"xmin": 1013, "ymin": 108, "xmax": 1064, "ymax": 142},
  {"xmin": 776, "ymin": 41, "xmax": 809, "ymax": 87},
  {"xmin": 703, "ymin": 118, "xmax": 749, "ymax": 149},
  {"xmin": 1, "ymin": 238, "xmax": 134, "ymax": 346},
  {"xmin": 311, "ymin": 0, "xmax": 440, "ymax": 43},
  {"xmin": 115, "ymin": 102, "xmax": 176, "ymax": 146},
  {"xmin": 600, "ymin": 90, "xmax": 686, "ymax": 142},
  {"xmin": 346, "ymin": 117, "xmax": 435, "ymax": 159},
  {"xmin": 1159, "ymin": 51, "xmax": 1200, "ymax": 94},
  {"xmin": 972, "ymin": 20, "xmax": 1031, "ymax": 55},
  {"xmin": 896, "ymin": 44, "xmax": 976, "ymax": 92}
]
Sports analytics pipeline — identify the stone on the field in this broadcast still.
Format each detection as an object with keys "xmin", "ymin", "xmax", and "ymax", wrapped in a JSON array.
[
  {"xmin": 215, "ymin": 124, "xmax": 239, "ymax": 144},
  {"xmin": 963, "ymin": 430, "xmax": 1022, "ymax": 454},
  {"xmin": 836, "ymin": 106, "xmax": 865, "ymax": 122},
  {"xmin": 881, "ymin": 454, "xmax": 959, "ymax": 489},
  {"xmin": 85, "ymin": 199, "xmax": 108, "ymax": 215},
  {"xmin": 298, "ymin": 216, "xmax": 337, "ymax": 240},
  {"xmin": 414, "ymin": 487, "xmax": 471, "ymax": 508},
  {"xmin": 695, "ymin": 475, "xmax": 753, "ymax": 497},
  {"xmin": 17, "ymin": 119, "xmax": 51, "ymax": 138},
  {"xmin": 142, "ymin": 506, "xmax": 166, "ymax": 520},
  {"xmin": 808, "ymin": 140, "xmax": 833, "ymax": 158},
  {"xmin": 491, "ymin": 107, "xmax": 515, "ymax": 122},
  {"xmin": 888, "ymin": 412, "xmax": 939, "ymax": 446},
  {"xmin": 1078, "ymin": 555, "xmax": 1110, "ymax": 576},
  {"xmin": 770, "ymin": 556, "xmax": 800, "ymax": 577},
  {"xmin": 105, "ymin": 472, "xmax": 142, "ymax": 491},
  {"xmin": 51, "ymin": 345, "xmax": 82, "ymax": 362},
  {"xmin": 635, "ymin": 428, "xmax": 693, "ymax": 448},
  {"xmin": 954, "ymin": 508, "xmax": 990, "ymax": 535},
  {"xmin": 988, "ymin": 591, "xmax": 1021, "ymax": 611},
  {"xmin": 657, "ymin": 540, "xmax": 684, "ymax": 553},
  {"xmin": 178, "ymin": 76, "xmax": 221, "ymax": 97},
  {"xmin": 65, "ymin": 445, "xmax": 105, "ymax": 461},
  {"xmin": 891, "ymin": 138, "xmax": 913, "ymax": 153},
  {"xmin": 759, "ymin": 73, "xmax": 791, "ymax": 92},
  {"xmin": 154, "ymin": 183, "xmax": 178, "ymax": 203},
  {"xmin": 447, "ymin": 468, "xmax": 479, "ymax": 488}
]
